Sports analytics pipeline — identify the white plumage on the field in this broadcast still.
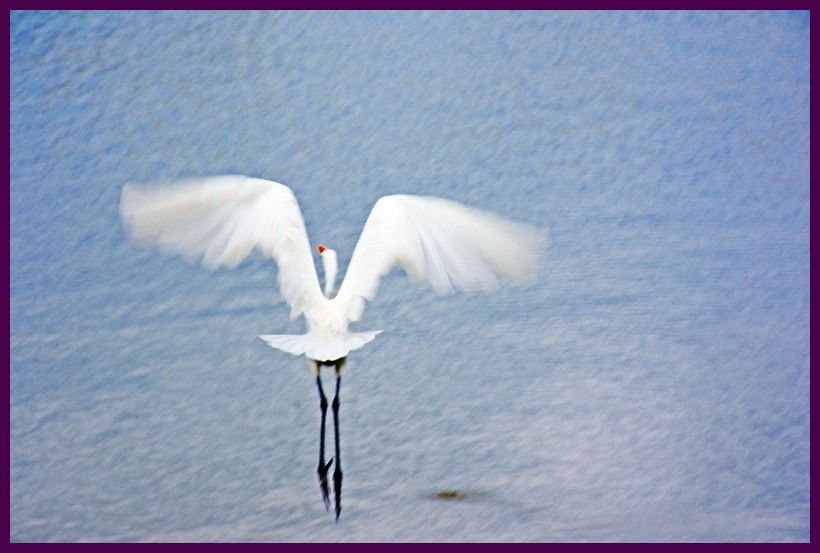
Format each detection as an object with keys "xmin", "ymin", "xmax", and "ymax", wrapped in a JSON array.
[{"xmin": 120, "ymin": 175, "xmax": 546, "ymax": 362}]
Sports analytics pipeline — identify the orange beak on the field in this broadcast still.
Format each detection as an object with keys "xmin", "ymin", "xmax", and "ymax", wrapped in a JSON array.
[{"xmin": 317, "ymin": 244, "xmax": 326, "ymax": 254}]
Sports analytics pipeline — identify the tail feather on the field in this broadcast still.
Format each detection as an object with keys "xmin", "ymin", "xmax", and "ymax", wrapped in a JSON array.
[{"xmin": 259, "ymin": 331, "xmax": 381, "ymax": 362}]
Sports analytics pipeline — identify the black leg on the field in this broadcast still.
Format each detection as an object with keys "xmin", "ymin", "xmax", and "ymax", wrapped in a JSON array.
[
  {"xmin": 316, "ymin": 373, "xmax": 332, "ymax": 511},
  {"xmin": 332, "ymin": 366, "xmax": 343, "ymax": 521}
]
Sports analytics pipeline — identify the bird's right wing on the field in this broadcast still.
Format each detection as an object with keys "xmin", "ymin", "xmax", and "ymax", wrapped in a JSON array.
[
  {"xmin": 120, "ymin": 175, "xmax": 323, "ymax": 320},
  {"xmin": 335, "ymin": 194, "xmax": 546, "ymax": 322}
]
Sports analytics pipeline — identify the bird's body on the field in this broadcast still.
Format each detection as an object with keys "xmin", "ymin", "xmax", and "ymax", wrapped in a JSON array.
[
  {"xmin": 121, "ymin": 176, "xmax": 545, "ymax": 363},
  {"xmin": 119, "ymin": 175, "xmax": 546, "ymax": 520}
]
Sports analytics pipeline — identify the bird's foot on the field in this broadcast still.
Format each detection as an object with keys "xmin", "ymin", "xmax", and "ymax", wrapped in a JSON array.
[
  {"xmin": 333, "ymin": 467, "xmax": 343, "ymax": 521},
  {"xmin": 317, "ymin": 458, "xmax": 333, "ymax": 511}
]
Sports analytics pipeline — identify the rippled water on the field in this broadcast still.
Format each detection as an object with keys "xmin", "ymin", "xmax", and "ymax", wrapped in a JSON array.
[{"xmin": 10, "ymin": 11, "xmax": 809, "ymax": 542}]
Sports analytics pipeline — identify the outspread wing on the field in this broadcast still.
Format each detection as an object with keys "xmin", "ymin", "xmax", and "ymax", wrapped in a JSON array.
[
  {"xmin": 120, "ymin": 175, "xmax": 323, "ymax": 320},
  {"xmin": 335, "ymin": 194, "xmax": 546, "ymax": 322}
]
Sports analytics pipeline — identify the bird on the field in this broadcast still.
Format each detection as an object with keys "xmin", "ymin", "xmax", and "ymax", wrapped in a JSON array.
[{"xmin": 119, "ymin": 175, "xmax": 546, "ymax": 521}]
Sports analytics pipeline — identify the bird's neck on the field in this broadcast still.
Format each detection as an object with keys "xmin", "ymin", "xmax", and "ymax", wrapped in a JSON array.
[{"xmin": 321, "ymin": 251, "xmax": 338, "ymax": 298}]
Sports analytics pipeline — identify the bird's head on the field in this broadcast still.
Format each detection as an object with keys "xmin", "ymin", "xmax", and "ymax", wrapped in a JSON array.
[{"xmin": 317, "ymin": 244, "xmax": 338, "ymax": 297}]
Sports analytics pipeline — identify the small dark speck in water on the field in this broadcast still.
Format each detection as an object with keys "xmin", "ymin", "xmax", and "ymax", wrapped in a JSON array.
[{"xmin": 431, "ymin": 489, "xmax": 468, "ymax": 500}]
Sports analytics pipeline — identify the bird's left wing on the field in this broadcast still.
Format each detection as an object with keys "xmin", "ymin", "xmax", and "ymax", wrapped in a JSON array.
[{"xmin": 120, "ymin": 175, "xmax": 323, "ymax": 320}]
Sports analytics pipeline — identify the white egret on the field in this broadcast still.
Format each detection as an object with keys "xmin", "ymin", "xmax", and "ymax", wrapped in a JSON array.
[{"xmin": 119, "ymin": 175, "xmax": 546, "ymax": 520}]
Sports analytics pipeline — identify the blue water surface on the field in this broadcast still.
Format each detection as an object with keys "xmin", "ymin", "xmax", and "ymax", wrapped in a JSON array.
[{"xmin": 10, "ymin": 11, "xmax": 809, "ymax": 542}]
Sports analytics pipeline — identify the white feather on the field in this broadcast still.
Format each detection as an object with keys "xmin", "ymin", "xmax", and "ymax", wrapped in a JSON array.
[
  {"xmin": 335, "ymin": 194, "xmax": 546, "ymax": 322},
  {"xmin": 120, "ymin": 176, "xmax": 546, "ymax": 362},
  {"xmin": 120, "ymin": 175, "xmax": 322, "ymax": 322}
]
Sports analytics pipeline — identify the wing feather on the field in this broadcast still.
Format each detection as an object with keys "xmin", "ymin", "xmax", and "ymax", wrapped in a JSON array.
[
  {"xmin": 120, "ymin": 175, "xmax": 323, "ymax": 320},
  {"xmin": 336, "ymin": 195, "xmax": 546, "ymax": 322}
]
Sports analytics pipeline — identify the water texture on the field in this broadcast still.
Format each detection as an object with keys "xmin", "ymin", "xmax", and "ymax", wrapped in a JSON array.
[{"xmin": 10, "ymin": 11, "xmax": 809, "ymax": 542}]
